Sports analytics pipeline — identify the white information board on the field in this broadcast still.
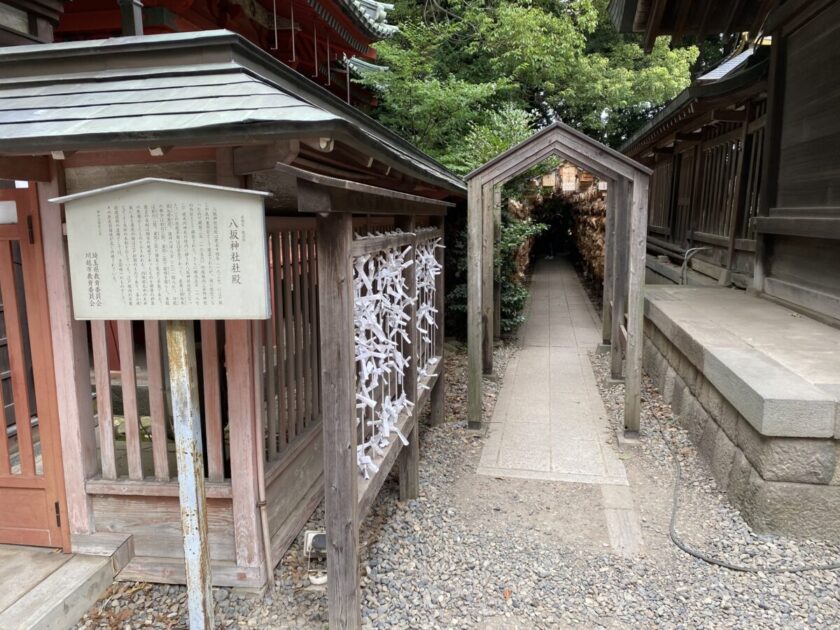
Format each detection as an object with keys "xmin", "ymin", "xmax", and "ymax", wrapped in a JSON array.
[{"xmin": 53, "ymin": 178, "xmax": 271, "ymax": 320}]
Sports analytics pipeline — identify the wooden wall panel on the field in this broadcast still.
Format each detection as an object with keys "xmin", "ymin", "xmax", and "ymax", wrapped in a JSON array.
[{"xmin": 91, "ymin": 495, "xmax": 236, "ymax": 561}]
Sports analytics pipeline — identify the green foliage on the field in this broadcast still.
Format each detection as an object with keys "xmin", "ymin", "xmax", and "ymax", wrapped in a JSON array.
[
  {"xmin": 358, "ymin": 0, "xmax": 699, "ymax": 164},
  {"xmin": 495, "ymin": 215, "xmax": 548, "ymax": 332},
  {"xmin": 442, "ymin": 210, "xmax": 546, "ymax": 336},
  {"xmin": 359, "ymin": 0, "xmax": 699, "ymax": 336}
]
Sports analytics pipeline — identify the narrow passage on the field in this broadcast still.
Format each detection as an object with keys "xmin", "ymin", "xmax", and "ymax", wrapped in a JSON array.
[{"xmin": 478, "ymin": 257, "xmax": 643, "ymax": 555}]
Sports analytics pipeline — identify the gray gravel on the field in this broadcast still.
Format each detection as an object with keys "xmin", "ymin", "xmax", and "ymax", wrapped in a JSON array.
[{"xmin": 77, "ymin": 339, "xmax": 840, "ymax": 629}]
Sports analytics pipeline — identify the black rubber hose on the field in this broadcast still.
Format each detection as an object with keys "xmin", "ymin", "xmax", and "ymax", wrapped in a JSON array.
[{"xmin": 659, "ymin": 417, "xmax": 840, "ymax": 574}]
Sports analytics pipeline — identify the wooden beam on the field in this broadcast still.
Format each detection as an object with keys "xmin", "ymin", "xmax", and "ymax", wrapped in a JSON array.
[
  {"xmin": 233, "ymin": 140, "xmax": 300, "ymax": 174},
  {"xmin": 610, "ymin": 179, "xmax": 630, "ymax": 380},
  {"xmin": 711, "ymin": 109, "xmax": 748, "ymax": 122},
  {"xmin": 676, "ymin": 132, "xmax": 703, "ymax": 142},
  {"xmin": 467, "ymin": 177, "xmax": 483, "ymax": 429},
  {"xmin": 624, "ymin": 174, "xmax": 650, "ymax": 436},
  {"xmin": 301, "ymin": 137, "xmax": 334, "ymax": 153},
  {"xmin": 724, "ymin": 0, "xmax": 748, "ymax": 33},
  {"xmin": 480, "ymin": 181, "xmax": 494, "ymax": 374},
  {"xmin": 0, "ymin": 155, "xmax": 51, "ymax": 182},
  {"xmin": 317, "ymin": 211, "xmax": 361, "ymax": 630},
  {"xmin": 644, "ymin": 0, "xmax": 668, "ymax": 52},
  {"xmin": 672, "ymin": 0, "xmax": 693, "ymax": 44},
  {"xmin": 38, "ymin": 167, "xmax": 98, "ymax": 536},
  {"xmin": 277, "ymin": 163, "xmax": 453, "ymax": 216},
  {"xmin": 696, "ymin": 0, "xmax": 715, "ymax": 42},
  {"xmin": 602, "ymin": 179, "xmax": 616, "ymax": 345}
]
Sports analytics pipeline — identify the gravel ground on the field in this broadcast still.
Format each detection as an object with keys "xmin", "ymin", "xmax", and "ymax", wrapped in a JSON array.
[{"xmin": 76, "ymin": 332, "xmax": 840, "ymax": 629}]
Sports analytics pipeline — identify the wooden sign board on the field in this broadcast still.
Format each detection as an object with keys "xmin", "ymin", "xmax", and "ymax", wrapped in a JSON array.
[{"xmin": 53, "ymin": 178, "xmax": 270, "ymax": 320}]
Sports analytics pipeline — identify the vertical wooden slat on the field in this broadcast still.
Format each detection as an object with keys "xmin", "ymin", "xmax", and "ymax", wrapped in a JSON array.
[
  {"xmin": 0, "ymin": 242, "xmax": 35, "ymax": 476},
  {"xmin": 317, "ymin": 212, "xmax": 361, "ymax": 630},
  {"xmin": 116, "ymin": 320, "xmax": 143, "ymax": 480},
  {"xmin": 467, "ymin": 178, "xmax": 483, "ymax": 429},
  {"xmin": 281, "ymin": 230, "xmax": 297, "ymax": 441},
  {"xmin": 144, "ymin": 320, "xmax": 170, "ymax": 481},
  {"xmin": 430, "ymin": 218, "xmax": 446, "ymax": 427},
  {"xmin": 0, "ymin": 355, "xmax": 9, "ymax": 473},
  {"xmin": 307, "ymin": 230, "xmax": 320, "ymax": 422},
  {"xmin": 271, "ymin": 234, "xmax": 288, "ymax": 450},
  {"xmin": 293, "ymin": 231, "xmax": 306, "ymax": 435},
  {"xmin": 226, "ymin": 319, "xmax": 266, "ymax": 581},
  {"xmin": 396, "ymin": 219, "xmax": 418, "ymax": 500},
  {"xmin": 91, "ymin": 320, "xmax": 117, "ymax": 480},
  {"xmin": 300, "ymin": 230, "xmax": 313, "ymax": 429},
  {"xmin": 625, "ymin": 174, "xmax": 650, "ymax": 435},
  {"xmin": 264, "ymin": 313, "xmax": 278, "ymax": 460},
  {"xmin": 201, "ymin": 320, "xmax": 225, "ymax": 481}
]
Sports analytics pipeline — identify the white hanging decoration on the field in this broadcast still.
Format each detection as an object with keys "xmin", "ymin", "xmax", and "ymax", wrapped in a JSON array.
[
  {"xmin": 353, "ymin": 230, "xmax": 415, "ymax": 478},
  {"xmin": 414, "ymin": 230, "xmax": 444, "ymax": 381}
]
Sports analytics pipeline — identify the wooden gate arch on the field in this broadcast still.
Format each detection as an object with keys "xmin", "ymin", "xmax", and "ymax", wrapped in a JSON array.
[{"xmin": 464, "ymin": 121, "xmax": 651, "ymax": 436}]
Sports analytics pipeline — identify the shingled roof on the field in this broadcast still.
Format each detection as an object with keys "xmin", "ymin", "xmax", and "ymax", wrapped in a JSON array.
[{"xmin": 0, "ymin": 30, "xmax": 464, "ymax": 194}]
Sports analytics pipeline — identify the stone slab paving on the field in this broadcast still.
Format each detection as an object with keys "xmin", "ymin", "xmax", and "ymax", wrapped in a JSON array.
[{"xmin": 478, "ymin": 257, "xmax": 642, "ymax": 556}]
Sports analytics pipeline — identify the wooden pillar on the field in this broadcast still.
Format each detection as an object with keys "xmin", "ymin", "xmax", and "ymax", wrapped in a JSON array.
[
  {"xmin": 492, "ymin": 187, "xmax": 502, "ymax": 342},
  {"xmin": 601, "ymin": 180, "xmax": 616, "ymax": 345},
  {"xmin": 624, "ymin": 174, "xmax": 650, "ymax": 436},
  {"xmin": 726, "ymin": 103, "xmax": 752, "ymax": 272},
  {"xmin": 467, "ymin": 178, "xmax": 483, "ymax": 429},
  {"xmin": 225, "ymin": 320, "xmax": 267, "ymax": 583},
  {"xmin": 396, "ymin": 216, "xmax": 419, "ymax": 501},
  {"xmin": 481, "ymin": 181, "xmax": 494, "ymax": 374},
  {"xmin": 429, "ymin": 216, "xmax": 446, "ymax": 427},
  {"xmin": 317, "ymin": 212, "xmax": 361, "ymax": 630},
  {"xmin": 38, "ymin": 170, "xmax": 97, "ymax": 536},
  {"xmin": 610, "ymin": 178, "xmax": 630, "ymax": 380},
  {"xmin": 754, "ymin": 29, "xmax": 785, "ymax": 294},
  {"xmin": 167, "ymin": 320, "xmax": 214, "ymax": 628}
]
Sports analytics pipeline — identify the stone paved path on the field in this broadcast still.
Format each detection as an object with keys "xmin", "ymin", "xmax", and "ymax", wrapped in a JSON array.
[{"xmin": 478, "ymin": 257, "xmax": 642, "ymax": 555}]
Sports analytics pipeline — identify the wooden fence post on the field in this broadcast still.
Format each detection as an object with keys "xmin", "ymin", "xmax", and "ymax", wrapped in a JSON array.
[
  {"xmin": 493, "ymin": 186, "xmax": 502, "ymax": 342},
  {"xmin": 601, "ymin": 180, "xmax": 616, "ymax": 345},
  {"xmin": 481, "ymin": 181, "xmax": 494, "ymax": 374},
  {"xmin": 429, "ymin": 216, "xmax": 446, "ymax": 427},
  {"xmin": 467, "ymin": 179, "xmax": 483, "ymax": 429},
  {"xmin": 317, "ymin": 211, "xmax": 361, "ymax": 630},
  {"xmin": 610, "ymin": 178, "xmax": 630, "ymax": 380},
  {"xmin": 397, "ymin": 217, "xmax": 419, "ymax": 500},
  {"xmin": 167, "ymin": 320, "xmax": 214, "ymax": 629},
  {"xmin": 624, "ymin": 174, "xmax": 649, "ymax": 435}
]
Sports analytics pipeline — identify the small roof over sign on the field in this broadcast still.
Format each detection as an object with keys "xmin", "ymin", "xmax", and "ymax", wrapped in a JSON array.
[{"xmin": 50, "ymin": 178, "xmax": 271, "ymax": 205}]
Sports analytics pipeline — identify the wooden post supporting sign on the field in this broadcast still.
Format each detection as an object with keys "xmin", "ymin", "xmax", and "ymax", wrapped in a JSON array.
[
  {"xmin": 167, "ymin": 320, "xmax": 214, "ymax": 627},
  {"xmin": 53, "ymin": 178, "xmax": 271, "ymax": 627}
]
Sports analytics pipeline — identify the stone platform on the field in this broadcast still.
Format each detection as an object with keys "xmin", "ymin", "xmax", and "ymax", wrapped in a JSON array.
[{"xmin": 644, "ymin": 286, "xmax": 840, "ymax": 540}]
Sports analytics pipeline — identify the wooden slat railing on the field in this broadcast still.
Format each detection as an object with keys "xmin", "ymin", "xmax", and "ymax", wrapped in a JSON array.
[
  {"xmin": 260, "ymin": 219, "xmax": 321, "ymax": 467},
  {"xmin": 89, "ymin": 319, "xmax": 228, "ymax": 483}
]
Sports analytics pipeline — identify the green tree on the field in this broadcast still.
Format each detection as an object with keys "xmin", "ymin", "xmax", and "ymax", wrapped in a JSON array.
[{"xmin": 358, "ymin": 0, "xmax": 698, "ymax": 162}]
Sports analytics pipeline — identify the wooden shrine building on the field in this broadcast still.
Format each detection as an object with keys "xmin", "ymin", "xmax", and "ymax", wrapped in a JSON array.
[
  {"xmin": 609, "ymin": 0, "xmax": 840, "ymax": 540},
  {"xmin": 2, "ymin": 0, "xmax": 396, "ymax": 106},
  {"xmin": 0, "ymin": 30, "xmax": 461, "ymax": 627}
]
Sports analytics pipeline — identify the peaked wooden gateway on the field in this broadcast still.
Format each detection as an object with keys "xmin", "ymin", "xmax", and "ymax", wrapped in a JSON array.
[{"xmin": 464, "ymin": 122, "xmax": 651, "ymax": 437}]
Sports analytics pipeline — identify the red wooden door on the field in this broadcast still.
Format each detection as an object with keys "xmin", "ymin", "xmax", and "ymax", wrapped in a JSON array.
[{"xmin": 0, "ymin": 186, "xmax": 68, "ymax": 550}]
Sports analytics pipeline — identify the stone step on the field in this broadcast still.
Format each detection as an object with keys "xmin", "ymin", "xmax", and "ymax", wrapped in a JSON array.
[{"xmin": 0, "ymin": 553, "xmax": 115, "ymax": 630}]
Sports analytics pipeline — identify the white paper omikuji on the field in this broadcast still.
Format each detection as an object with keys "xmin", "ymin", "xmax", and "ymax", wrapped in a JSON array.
[{"xmin": 352, "ymin": 230, "xmax": 444, "ymax": 478}]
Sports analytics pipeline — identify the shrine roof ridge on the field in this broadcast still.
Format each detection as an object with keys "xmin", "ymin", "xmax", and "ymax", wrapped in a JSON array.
[{"xmin": 50, "ymin": 177, "xmax": 272, "ymax": 204}]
